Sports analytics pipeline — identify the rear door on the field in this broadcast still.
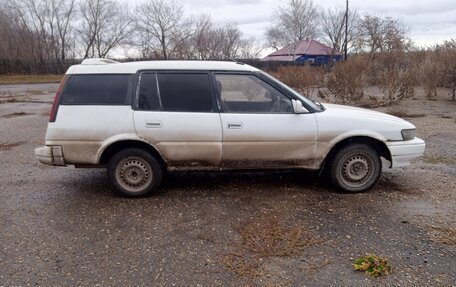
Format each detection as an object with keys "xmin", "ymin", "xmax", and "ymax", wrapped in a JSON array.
[
  {"xmin": 214, "ymin": 73, "xmax": 318, "ymax": 169},
  {"xmin": 133, "ymin": 72, "xmax": 222, "ymax": 170}
]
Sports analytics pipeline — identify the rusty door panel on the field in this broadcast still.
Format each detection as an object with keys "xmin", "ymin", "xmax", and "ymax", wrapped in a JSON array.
[{"xmin": 134, "ymin": 111, "xmax": 223, "ymax": 169}]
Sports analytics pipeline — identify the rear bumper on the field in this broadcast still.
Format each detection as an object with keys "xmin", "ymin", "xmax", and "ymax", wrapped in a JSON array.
[
  {"xmin": 34, "ymin": 145, "xmax": 66, "ymax": 166},
  {"xmin": 386, "ymin": 137, "xmax": 426, "ymax": 168}
]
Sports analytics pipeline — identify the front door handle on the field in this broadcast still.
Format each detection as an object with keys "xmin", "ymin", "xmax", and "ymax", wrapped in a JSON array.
[{"xmin": 227, "ymin": 122, "xmax": 243, "ymax": 129}]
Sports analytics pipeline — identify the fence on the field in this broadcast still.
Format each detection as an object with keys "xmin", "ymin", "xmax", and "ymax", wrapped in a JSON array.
[
  {"xmin": 234, "ymin": 59, "xmax": 308, "ymax": 71},
  {"xmin": 0, "ymin": 58, "xmax": 310, "ymax": 74}
]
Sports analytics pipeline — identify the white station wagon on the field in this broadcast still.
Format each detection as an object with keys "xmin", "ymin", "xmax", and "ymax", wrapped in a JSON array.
[{"xmin": 35, "ymin": 59, "xmax": 425, "ymax": 197}]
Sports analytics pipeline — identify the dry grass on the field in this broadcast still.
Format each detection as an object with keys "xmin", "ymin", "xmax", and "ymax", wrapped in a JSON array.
[
  {"xmin": 27, "ymin": 89, "xmax": 46, "ymax": 95},
  {"xmin": 0, "ymin": 97, "xmax": 31, "ymax": 104},
  {"xmin": 0, "ymin": 141, "xmax": 27, "ymax": 150},
  {"xmin": 0, "ymin": 91, "xmax": 47, "ymax": 104},
  {"xmin": 1, "ymin": 112, "xmax": 34, "ymax": 118},
  {"xmin": 430, "ymin": 226, "xmax": 456, "ymax": 245},
  {"xmin": 386, "ymin": 107, "xmax": 425, "ymax": 118},
  {"xmin": 221, "ymin": 211, "xmax": 323, "ymax": 278},
  {"xmin": 0, "ymin": 74, "xmax": 62, "ymax": 85},
  {"xmin": 423, "ymin": 155, "xmax": 456, "ymax": 165}
]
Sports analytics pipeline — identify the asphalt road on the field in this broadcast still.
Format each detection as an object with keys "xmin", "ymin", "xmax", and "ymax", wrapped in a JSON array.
[{"xmin": 0, "ymin": 84, "xmax": 455, "ymax": 286}]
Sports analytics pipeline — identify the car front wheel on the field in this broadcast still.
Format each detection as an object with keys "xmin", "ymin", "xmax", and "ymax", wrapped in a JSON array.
[
  {"xmin": 329, "ymin": 143, "xmax": 382, "ymax": 193},
  {"xmin": 107, "ymin": 148, "xmax": 163, "ymax": 197}
]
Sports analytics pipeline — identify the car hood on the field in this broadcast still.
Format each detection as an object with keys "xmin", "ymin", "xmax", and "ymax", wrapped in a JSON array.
[
  {"xmin": 315, "ymin": 103, "xmax": 416, "ymax": 141},
  {"xmin": 322, "ymin": 103, "xmax": 410, "ymax": 124}
]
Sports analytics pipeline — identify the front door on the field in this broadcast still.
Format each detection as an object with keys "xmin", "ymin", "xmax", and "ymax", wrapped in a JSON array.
[{"xmin": 214, "ymin": 73, "xmax": 318, "ymax": 169}]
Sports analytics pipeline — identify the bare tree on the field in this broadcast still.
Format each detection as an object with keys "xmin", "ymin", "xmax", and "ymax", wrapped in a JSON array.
[
  {"xmin": 355, "ymin": 14, "xmax": 410, "ymax": 55},
  {"xmin": 191, "ymin": 22, "xmax": 247, "ymax": 60},
  {"xmin": 238, "ymin": 38, "xmax": 263, "ymax": 59},
  {"xmin": 320, "ymin": 6, "xmax": 358, "ymax": 55},
  {"xmin": 266, "ymin": 0, "xmax": 319, "ymax": 50},
  {"xmin": 79, "ymin": 0, "xmax": 133, "ymax": 59},
  {"xmin": 135, "ymin": 2, "xmax": 252, "ymax": 60},
  {"xmin": 265, "ymin": 27, "xmax": 286, "ymax": 51},
  {"xmin": 0, "ymin": 6, "xmax": 31, "ymax": 60},
  {"xmin": 136, "ymin": 0, "xmax": 189, "ymax": 59},
  {"xmin": 438, "ymin": 39, "xmax": 456, "ymax": 100},
  {"xmin": 188, "ymin": 13, "xmax": 213, "ymax": 59},
  {"xmin": 218, "ymin": 24, "xmax": 243, "ymax": 58},
  {"xmin": 8, "ymin": 0, "xmax": 55, "ymax": 62},
  {"xmin": 352, "ymin": 14, "xmax": 413, "ymax": 86},
  {"xmin": 50, "ymin": 0, "xmax": 76, "ymax": 60},
  {"xmin": 3, "ymin": 0, "xmax": 77, "ymax": 64}
]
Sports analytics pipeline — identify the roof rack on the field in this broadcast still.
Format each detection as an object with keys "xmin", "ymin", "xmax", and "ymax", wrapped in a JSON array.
[
  {"xmin": 222, "ymin": 55, "xmax": 245, "ymax": 65},
  {"xmin": 81, "ymin": 58, "xmax": 120, "ymax": 65}
]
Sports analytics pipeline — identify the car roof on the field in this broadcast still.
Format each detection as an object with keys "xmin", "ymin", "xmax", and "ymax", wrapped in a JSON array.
[{"xmin": 66, "ymin": 60, "xmax": 260, "ymax": 74}]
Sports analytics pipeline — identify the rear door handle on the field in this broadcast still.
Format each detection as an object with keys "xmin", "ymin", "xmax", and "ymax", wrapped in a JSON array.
[
  {"xmin": 146, "ymin": 121, "xmax": 162, "ymax": 128},
  {"xmin": 227, "ymin": 122, "xmax": 243, "ymax": 129}
]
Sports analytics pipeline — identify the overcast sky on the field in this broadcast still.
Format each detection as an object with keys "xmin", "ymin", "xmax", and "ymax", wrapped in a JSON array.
[{"xmin": 176, "ymin": 0, "xmax": 456, "ymax": 48}]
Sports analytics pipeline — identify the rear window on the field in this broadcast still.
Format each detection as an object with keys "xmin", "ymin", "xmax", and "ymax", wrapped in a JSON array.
[{"xmin": 61, "ymin": 74, "xmax": 131, "ymax": 105}]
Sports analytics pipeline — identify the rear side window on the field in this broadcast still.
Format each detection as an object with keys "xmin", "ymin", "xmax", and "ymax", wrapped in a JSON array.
[
  {"xmin": 138, "ymin": 73, "xmax": 160, "ymax": 111},
  {"xmin": 61, "ymin": 74, "xmax": 131, "ymax": 105},
  {"xmin": 157, "ymin": 73, "xmax": 213, "ymax": 112}
]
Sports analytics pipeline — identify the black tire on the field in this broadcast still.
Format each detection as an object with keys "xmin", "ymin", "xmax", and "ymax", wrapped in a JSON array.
[
  {"xmin": 329, "ymin": 143, "xmax": 381, "ymax": 193},
  {"xmin": 107, "ymin": 148, "xmax": 163, "ymax": 197}
]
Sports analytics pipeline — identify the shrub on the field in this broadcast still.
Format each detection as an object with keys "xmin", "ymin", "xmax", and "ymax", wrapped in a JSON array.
[
  {"xmin": 439, "ymin": 39, "xmax": 456, "ymax": 101},
  {"xmin": 272, "ymin": 65, "xmax": 324, "ymax": 98},
  {"xmin": 418, "ymin": 53, "xmax": 443, "ymax": 99},
  {"xmin": 370, "ymin": 66, "xmax": 414, "ymax": 107},
  {"xmin": 325, "ymin": 56, "xmax": 368, "ymax": 104}
]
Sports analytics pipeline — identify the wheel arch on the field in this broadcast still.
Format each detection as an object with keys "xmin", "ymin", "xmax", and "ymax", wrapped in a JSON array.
[
  {"xmin": 99, "ymin": 140, "xmax": 166, "ymax": 168},
  {"xmin": 321, "ymin": 136, "xmax": 392, "ymax": 171}
]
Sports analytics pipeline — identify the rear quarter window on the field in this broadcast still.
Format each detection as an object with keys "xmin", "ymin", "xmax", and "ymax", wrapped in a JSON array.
[{"xmin": 61, "ymin": 74, "xmax": 131, "ymax": 105}]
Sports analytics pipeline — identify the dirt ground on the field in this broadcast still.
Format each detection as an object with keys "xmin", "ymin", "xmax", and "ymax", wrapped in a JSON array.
[{"xmin": 0, "ymin": 83, "xmax": 455, "ymax": 286}]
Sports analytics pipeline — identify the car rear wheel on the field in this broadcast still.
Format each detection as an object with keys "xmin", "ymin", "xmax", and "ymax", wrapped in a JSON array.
[
  {"xmin": 107, "ymin": 148, "xmax": 163, "ymax": 197},
  {"xmin": 329, "ymin": 144, "xmax": 381, "ymax": 193}
]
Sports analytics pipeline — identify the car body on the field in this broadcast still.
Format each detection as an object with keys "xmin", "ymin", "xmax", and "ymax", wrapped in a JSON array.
[{"xmin": 35, "ymin": 59, "xmax": 425, "ymax": 196}]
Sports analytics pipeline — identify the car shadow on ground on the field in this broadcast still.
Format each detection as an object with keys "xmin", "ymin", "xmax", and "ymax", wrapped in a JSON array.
[{"xmin": 67, "ymin": 168, "xmax": 337, "ymax": 198}]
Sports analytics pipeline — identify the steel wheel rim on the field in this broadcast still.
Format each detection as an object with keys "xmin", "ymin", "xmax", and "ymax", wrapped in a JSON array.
[
  {"xmin": 339, "ymin": 153, "xmax": 374, "ymax": 189},
  {"xmin": 115, "ymin": 156, "xmax": 153, "ymax": 193}
]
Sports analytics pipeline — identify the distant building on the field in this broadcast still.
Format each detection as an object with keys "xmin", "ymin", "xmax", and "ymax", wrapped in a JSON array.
[{"xmin": 261, "ymin": 39, "xmax": 343, "ymax": 66}]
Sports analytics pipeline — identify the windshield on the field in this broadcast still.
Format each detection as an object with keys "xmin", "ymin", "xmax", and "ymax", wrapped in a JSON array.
[{"xmin": 259, "ymin": 71, "xmax": 323, "ymax": 112}]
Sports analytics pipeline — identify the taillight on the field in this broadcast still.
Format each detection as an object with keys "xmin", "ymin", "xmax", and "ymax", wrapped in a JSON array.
[{"xmin": 49, "ymin": 75, "xmax": 67, "ymax": 122}]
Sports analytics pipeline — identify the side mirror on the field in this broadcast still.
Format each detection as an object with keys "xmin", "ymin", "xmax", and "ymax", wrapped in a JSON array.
[{"xmin": 292, "ymin": 99, "xmax": 307, "ymax": 114}]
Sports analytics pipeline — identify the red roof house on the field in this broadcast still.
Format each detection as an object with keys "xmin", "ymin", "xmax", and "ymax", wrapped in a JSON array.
[{"xmin": 261, "ymin": 39, "xmax": 343, "ymax": 65}]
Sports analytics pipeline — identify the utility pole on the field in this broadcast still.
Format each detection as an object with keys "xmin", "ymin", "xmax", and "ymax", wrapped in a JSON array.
[{"xmin": 344, "ymin": 0, "xmax": 349, "ymax": 61}]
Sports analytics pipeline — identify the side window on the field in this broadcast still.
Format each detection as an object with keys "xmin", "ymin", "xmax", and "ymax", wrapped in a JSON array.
[
  {"xmin": 138, "ymin": 73, "xmax": 160, "ymax": 111},
  {"xmin": 215, "ymin": 74, "xmax": 292, "ymax": 113},
  {"xmin": 157, "ymin": 73, "xmax": 213, "ymax": 112},
  {"xmin": 61, "ymin": 74, "xmax": 130, "ymax": 105}
]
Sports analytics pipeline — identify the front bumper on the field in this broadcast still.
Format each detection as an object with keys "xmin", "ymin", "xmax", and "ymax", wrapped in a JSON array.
[
  {"xmin": 34, "ymin": 145, "xmax": 66, "ymax": 166},
  {"xmin": 386, "ymin": 137, "xmax": 426, "ymax": 168}
]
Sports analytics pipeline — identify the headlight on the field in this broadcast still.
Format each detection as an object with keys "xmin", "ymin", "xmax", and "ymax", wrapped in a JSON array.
[{"xmin": 401, "ymin": 129, "xmax": 416, "ymax": 141}]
